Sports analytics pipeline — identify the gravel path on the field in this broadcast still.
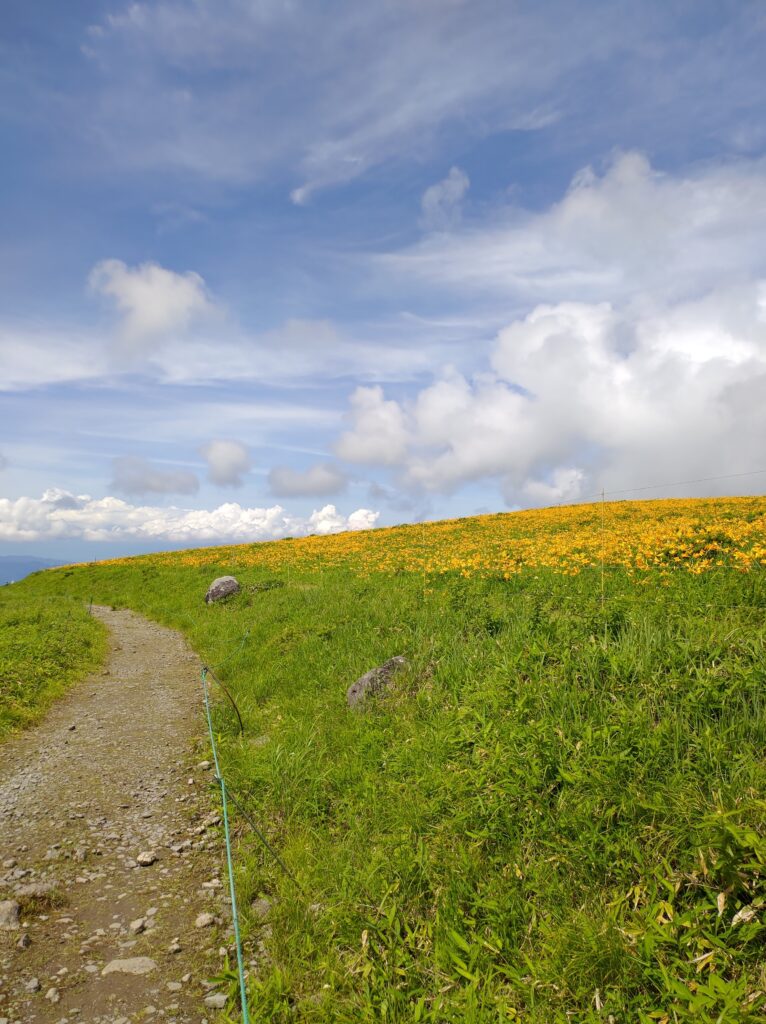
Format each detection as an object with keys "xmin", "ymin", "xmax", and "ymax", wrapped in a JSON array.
[{"xmin": 0, "ymin": 607, "xmax": 235, "ymax": 1024}]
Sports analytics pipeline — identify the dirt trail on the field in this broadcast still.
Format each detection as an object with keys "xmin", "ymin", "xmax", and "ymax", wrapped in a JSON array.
[{"xmin": 0, "ymin": 607, "xmax": 235, "ymax": 1024}]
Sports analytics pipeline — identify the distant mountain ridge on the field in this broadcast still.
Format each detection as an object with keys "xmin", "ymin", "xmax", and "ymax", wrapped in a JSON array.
[{"xmin": 0, "ymin": 556, "xmax": 63, "ymax": 586}]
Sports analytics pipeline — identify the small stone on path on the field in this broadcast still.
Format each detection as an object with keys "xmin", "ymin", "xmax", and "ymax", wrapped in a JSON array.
[
  {"xmin": 136, "ymin": 851, "xmax": 157, "ymax": 866},
  {"xmin": 15, "ymin": 881, "xmax": 55, "ymax": 899},
  {"xmin": 102, "ymin": 956, "xmax": 158, "ymax": 976},
  {"xmin": 0, "ymin": 900, "xmax": 20, "ymax": 930},
  {"xmin": 195, "ymin": 911, "xmax": 216, "ymax": 928},
  {"xmin": 204, "ymin": 993, "xmax": 227, "ymax": 1009}
]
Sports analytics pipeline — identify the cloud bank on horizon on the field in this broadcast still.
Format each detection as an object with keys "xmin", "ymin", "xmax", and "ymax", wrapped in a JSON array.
[
  {"xmin": 1, "ymin": 1, "xmax": 765, "ymax": 554},
  {"xmin": 0, "ymin": 490, "xmax": 377, "ymax": 544}
]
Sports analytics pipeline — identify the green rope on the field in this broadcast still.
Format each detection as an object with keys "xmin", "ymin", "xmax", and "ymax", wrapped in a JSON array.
[{"xmin": 200, "ymin": 667, "xmax": 250, "ymax": 1024}]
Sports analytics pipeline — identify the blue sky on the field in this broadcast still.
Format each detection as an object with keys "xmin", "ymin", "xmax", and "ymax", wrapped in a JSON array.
[{"xmin": 2, "ymin": 0, "xmax": 766, "ymax": 560}]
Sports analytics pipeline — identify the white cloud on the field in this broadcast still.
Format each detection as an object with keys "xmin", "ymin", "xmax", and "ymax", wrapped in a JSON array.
[
  {"xmin": 72, "ymin": 3, "xmax": 766, "ymax": 205},
  {"xmin": 336, "ymin": 386, "xmax": 410, "ymax": 466},
  {"xmin": 334, "ymin": 288, "xmax": 766, "ymax": 503},
  {"xmin": 520, "ymin": 467, "xmax": 586, "ymax": 505},
  {"xmin": 89, "ymin": 259, "xmax": 214, "ymax": 343},
  {"xmin": 325, "ymin": 153, "xmax": 766, "ymax": 505},
  {"xmin": 269, "ymin": 463, "xmax": 348, "ymax": 498},
  {"xmin": 110, "ymin": 455, "xmax": 199, "ymax": 496},
  {"xmin": 0, "ymin": 313, "xmax": 438, "ymax": 392},
  {"xmin": 0, "ymin": 326, "xmax": 112, "ymax": 391},
  {"xmin": 384, "ymin": 152, "xmax": 766, "ymax": 304},
  {"xmin": 199, "ymin": 439, "xmax": 251, "ymax": 487},
  {"xmin": 78, "ymin": 0, "xmax": 632, "ymax": 198},
  {"xmin": 420, "ymin": 166, "xmax": 469, "ymax": 231},
  {"xmin": 0, "ymin": 490, "xmax": 379, "ymax": 543}
]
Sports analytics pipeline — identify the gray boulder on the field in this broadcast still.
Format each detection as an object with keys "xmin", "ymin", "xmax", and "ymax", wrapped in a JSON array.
[
  {"xmin": 204, "ymin": 576, "xmax": 240, "ymax": 604},
  {"xmin": 347, "ymin": 656, "xmax": 408, "ymax": 708}
]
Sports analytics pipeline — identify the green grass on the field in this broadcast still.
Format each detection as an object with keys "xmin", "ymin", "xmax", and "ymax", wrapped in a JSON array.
[
  {"xmin": 6, "ymin": 555, "xmax": 766, "ymax": 1022},
  {"xmin": 0, "ymin": 582, "xmax": 107, "ymax": 739}
]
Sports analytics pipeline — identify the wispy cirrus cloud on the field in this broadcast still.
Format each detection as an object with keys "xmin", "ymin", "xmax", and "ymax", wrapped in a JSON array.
[
  {"xmin": 46, "ymin": 0, "xmax": 760, "ymax": 208},
  {"xmin": 383, "ymin": 152, "xmax": 766, "ymax": 304},
  {"xmin": 420, "ymin": 167, "xmax": 470, "ymax": 231},
  {"xmin": 69, "ymin": 1, "xmax": 694, "ymax": 200}
]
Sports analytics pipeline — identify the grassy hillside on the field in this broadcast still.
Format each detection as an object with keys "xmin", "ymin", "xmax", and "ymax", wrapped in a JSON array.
[
  {"xmin": 6, "ymin": 496, "xmax": 766, "ymax": 1022},
  {"xmin": 0, "ymin": 587, "xmax": 107, "ymax": 738}
]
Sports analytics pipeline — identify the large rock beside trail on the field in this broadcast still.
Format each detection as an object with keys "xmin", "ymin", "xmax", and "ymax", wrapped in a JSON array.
[
  {"xmin": 347, "ymin": 656, "xmax": 408, "ymax": 708},
  {"xmin": 0, "ymin": 900, "xmax": 20, "ymax": 929},
  {"xmin": 204, "ymin": 576, "xmax": 240, "ymax": 604}
]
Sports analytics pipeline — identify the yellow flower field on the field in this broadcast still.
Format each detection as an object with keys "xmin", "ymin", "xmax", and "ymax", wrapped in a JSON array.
[{"xmin": 103, "ymin": 496, "xmax": 766, "ymax": 578}]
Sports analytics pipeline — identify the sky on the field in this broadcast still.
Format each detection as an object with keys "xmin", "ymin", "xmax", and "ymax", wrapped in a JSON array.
[{"xmin": 1, "ymin": 0, "xmax": 766, "ymax": 561}]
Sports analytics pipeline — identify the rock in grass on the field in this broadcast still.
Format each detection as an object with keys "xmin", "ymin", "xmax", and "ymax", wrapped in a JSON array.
[
  {"xmin": 204, "ymin": 576, "xmax": 240, "ymax": 604},
  {"xmin": 346, "ymin": 656, "xmax": 408, "ymax": 708},
  {"xmin": 0, "ymin": 900, "xmax": 20, "ymax": 930},
  {"xmin": 251, "ymin": 897, "xmax": 272, "ymax": 920}
]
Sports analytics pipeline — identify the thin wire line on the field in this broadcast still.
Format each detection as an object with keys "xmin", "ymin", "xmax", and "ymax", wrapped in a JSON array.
[
  {"xmin": 201, "ymin": 664, "xmax": 245, "ymax": 735},
  {"xmin": 580, "ymin": 468, "xmax": 766, "ymax": 502},
  {"xmin": 223, "ymin": 781, "xmax": 305, "ymax": 893},
  {"xmin": 201, "ymin": 668, "xmax": 250, "ymax": 1024}
]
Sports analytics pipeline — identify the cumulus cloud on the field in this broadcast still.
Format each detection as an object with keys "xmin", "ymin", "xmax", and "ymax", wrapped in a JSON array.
[
  {"xmin": 110, "ymin": 455, "xmax": 199, "ymax": 496},
  {"xmin": 323, "ymin": 153, "xmax": 766, "ymax": 505},
  {"xmin": 335, "ymin": 289, "xmax": 766, "ymax": 504},
  {"xmin": 336, "ymin": 386, "xmax": 410, "ymax": 465},
  {"xmin": 89, "ymin": 259, "xmax": 214, "ymax": 343},
  {"xmin": 269, "ymin": 463, "xmax": 348, "ymax": 498},
  {"xmin": 0, "ymin": 490, "xmax": 379, "ymax": 543},
  {"xmin": 199, "ymin": 439, "xmax": 251, "ymax": 487},
  {"xmin": 420, "ymin": 166, "xmax": 469, "ymax": 231}
]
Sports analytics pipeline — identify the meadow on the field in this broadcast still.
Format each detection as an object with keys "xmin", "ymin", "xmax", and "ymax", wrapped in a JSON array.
[{"xmin": 4, "ymin": 495, "xmax": 766, "ymax": 1022}]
